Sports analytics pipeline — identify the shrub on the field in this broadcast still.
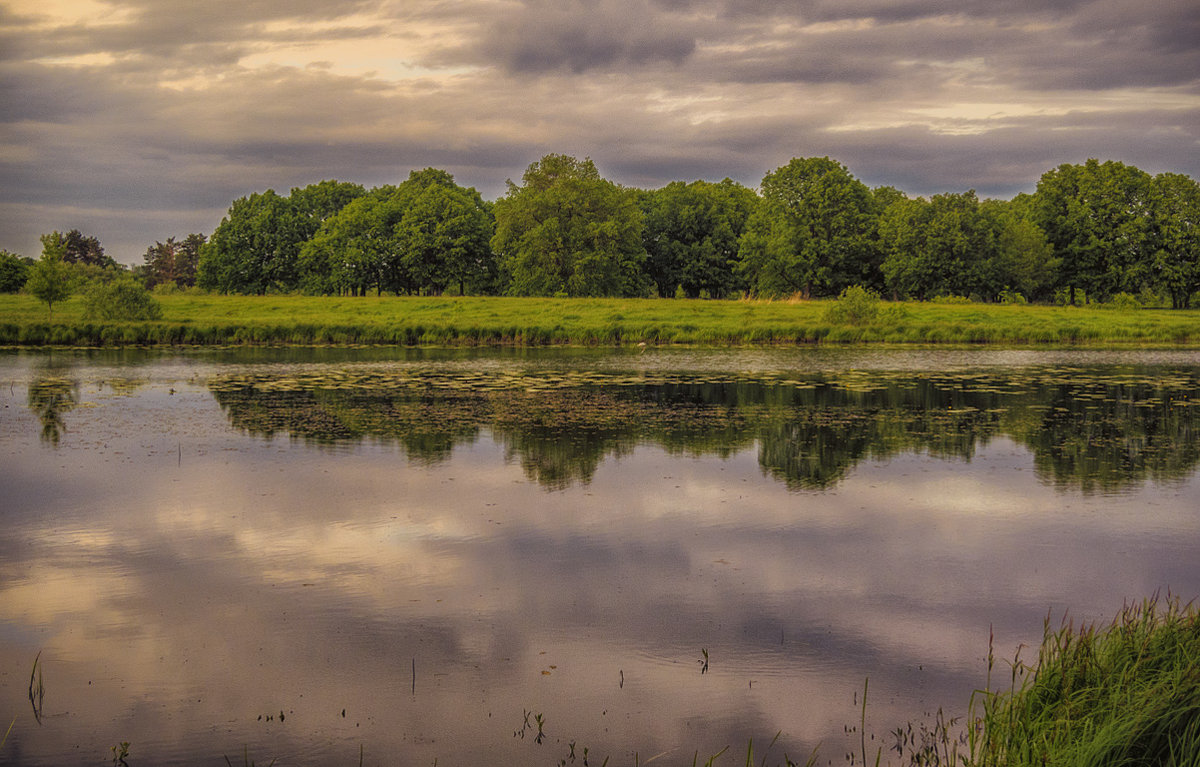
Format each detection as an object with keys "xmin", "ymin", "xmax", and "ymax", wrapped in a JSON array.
[
  {"xmin": 83, "ymin": 278, "xmax": 163, "ymax": 320},
  {"xmin": 999, "ymin": 289, "xmax": 1027, "ymax": 305},
  {"xmin": 824, "ymin": 285, "xmax": 881, "ymax": 325},
  {"xmin": 1101, "ymin": 292, "xmax": 1142, "ymax": 311},
  {"xmin": 931, "ymin": 294, "xmax": 972, "ymax": 304}
]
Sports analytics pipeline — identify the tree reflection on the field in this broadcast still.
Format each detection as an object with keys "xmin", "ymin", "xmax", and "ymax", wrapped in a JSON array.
[
  {"xmin": 210, "ymin": 367, "xmax": 1200, "ymax": 492},
  {"xmin": 27, "ymin": 374, "xmax": 79, "ymax": 446}
]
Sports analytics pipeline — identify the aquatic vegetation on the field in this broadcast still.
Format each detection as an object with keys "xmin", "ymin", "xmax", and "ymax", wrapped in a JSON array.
[{"xmin": 971, "ymin": 594, "xmax": 1200, "ymax": 767}]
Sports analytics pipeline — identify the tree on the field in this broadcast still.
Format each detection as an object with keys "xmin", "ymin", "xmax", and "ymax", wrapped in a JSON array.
[
  {"xmin": 880, "ymin": 191, "xmax": 1050, "ymax": 301},
  {"xmin": 42, "ymin": 229, "xmax": 116, "ymax": 268},
  {"xmin": 0, "ymin": 250, "xmax": 32, "ymax": 293},
  {"xmin": 27, "ymin": 234, "xmax": 75, "ymax": 316},
  {"xmin": 143, "ymin": 233, "xmax": 205, "ymax": 288},
  {"xmin": 1151, "ymin": 172, "xmax": 1200, "ymax": 308},
  {"xmin": 198, "ymin": 181, "xmax": 365, "ymax": 294},
  {"xmin": 641, "ymin": 179, "xmax": 757, "ymax": 298},
  {"xmin": 737, "ymin": 157, "xmax": 881, "ymax": 298},
  {"xmin": 491, "ymin": 154, "xmax": 647, "ymax": 297},
  {"xmin": 1033, "ymin": 159, "xmax": 1156, "ymax": 304},
  {"xmin": 392, "ymin": 171, "xmax": 496, "ymax": 295}
]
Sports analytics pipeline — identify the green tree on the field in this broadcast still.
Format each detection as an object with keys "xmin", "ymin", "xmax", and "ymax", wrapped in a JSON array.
[
  {"xmin": 392, "ymin": 172, "xmax": 496, "ymax": 295},
  {"xmin": 641, "ymin": 179, "xmax": 757, "ymax": 298},
  {"xmin": 1151, "ymin": 172, "xmax": 1200, "ymax": 308},
  {"xmin": 42, "ymin": 229, "xmax": 116, "ymax": 268},
  {"xmin": 879, "ymin": 192, "xmax": 1056, "ymax": 302},
  {"xmin": 0, "ymin": 249, "xmax": 32, "ymax": 292},
  {"xmin": 199, "ymin": 181, "xmax": 364, "ymax": 294},
  {"xmin": 491, "ymin": 154, "xmax": 647, "ymax": 297},
  {"xmin": 736, "ymin": 157, "xmax": 881, "ymax": 298},
  {"xmin": 298, "ymin": 188, "xmax": 400, "ymax": 296},
  {"xmin": 1033, "ymin": 159, "xmax": 1156, "ymax": 304},
  {"xmin": 27, "ymin": 234, "xmax": 75, "ymax": 316}
]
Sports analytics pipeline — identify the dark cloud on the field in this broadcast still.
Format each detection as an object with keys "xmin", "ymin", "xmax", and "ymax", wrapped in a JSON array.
[{"xmin": 0, "ymin": 0, "xmax": 1196, "ymax": 262}]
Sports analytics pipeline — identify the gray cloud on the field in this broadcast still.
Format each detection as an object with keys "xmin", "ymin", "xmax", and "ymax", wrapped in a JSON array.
[{"xmin": 0, "ymin": 0, "xmax": 1196, "ymax": 262}]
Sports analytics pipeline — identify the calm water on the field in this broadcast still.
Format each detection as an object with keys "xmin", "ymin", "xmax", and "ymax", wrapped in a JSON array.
[{"xmin": 2, "ymin": 347, "xmax": 1200, "ymax": 766}]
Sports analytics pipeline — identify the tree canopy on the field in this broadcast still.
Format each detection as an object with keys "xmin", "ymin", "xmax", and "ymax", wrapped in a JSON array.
[
  {"xmin": 491, "ymin": 155, "xmax": 647, "ymax": 297},
  {"xmin": 641, "ymin": 179, "xmax": 758, "ymax": 298},
  {"xmin": 737, "ymin": 157, "xmax": 882, "ymax": 298}
]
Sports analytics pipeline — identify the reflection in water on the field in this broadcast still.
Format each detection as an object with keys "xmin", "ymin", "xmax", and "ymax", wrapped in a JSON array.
[
  {"xmin": 210, "ymin": 367, "xmax": 1200, "ymax": 493},
  {"xmin": 3, "ymin": 353, "xmax": 1200, "ymax": 766},
  {"xmin": 27, "ymin": 375, "xmax": 78, "ymax": 446}
]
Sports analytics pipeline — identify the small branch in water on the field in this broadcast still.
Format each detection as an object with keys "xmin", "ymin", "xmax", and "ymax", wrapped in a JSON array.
[{"xmin": 412, "ymin": 657, "xmax": 416, "ymax": 695}]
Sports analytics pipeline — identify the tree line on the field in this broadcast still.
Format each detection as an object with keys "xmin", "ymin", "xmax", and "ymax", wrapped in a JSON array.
[{"xmin": 5, "ymin": 154, "xmax": 1199, "ymax": 308}]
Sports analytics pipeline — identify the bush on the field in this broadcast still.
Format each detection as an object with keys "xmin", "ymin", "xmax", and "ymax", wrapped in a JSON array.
[
  {"xmin": 1100, "ymin": 292, "xmax": 1142, "ymax": 311},
  {"xmin": 824, "ymin": 285, "xmax": 881, "ymax": 325},
  {"xmin": 931, "ymin": 294, "xmax": 972, "ymax": 304},
  {"xmin": 83, "ymin": 278, "xmax": 164, "ymax": 320},
  {"xmin": 999, "ymin": 289, "xmax": 1027, "ymax": 305}
]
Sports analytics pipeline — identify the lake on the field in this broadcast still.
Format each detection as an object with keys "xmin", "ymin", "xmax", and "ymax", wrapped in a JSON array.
[{"xmin": 2, "ymin": 347, "xmax": 1200, "ymax": 766}]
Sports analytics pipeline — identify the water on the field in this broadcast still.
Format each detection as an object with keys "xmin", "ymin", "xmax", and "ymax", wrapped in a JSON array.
[{"xmin": 2, "ymin": 347, "xmax": 1200, "ymax": 765}]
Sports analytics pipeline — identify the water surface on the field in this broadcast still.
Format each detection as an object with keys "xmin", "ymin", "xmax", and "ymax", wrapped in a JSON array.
[{"xmin": 2, "ymin": 347, "xmax": 1199, "ymax": 765}]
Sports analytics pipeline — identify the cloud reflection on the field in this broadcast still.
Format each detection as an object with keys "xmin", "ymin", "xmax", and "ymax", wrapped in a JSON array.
[{"xmin": 1, "ymin": 359, "xmax": 1200, "ymax": 764}]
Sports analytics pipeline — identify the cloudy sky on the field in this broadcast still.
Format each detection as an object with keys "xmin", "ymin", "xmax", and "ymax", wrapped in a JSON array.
[{"xmin": 1, "ymin": 0, "xmax": 1197, "ymax": 264}]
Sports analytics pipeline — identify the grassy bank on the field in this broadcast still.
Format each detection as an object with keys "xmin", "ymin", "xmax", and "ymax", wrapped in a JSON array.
[{"xmin": 3, "ymin": 294, "xmax": 1200, "ymax": 347}]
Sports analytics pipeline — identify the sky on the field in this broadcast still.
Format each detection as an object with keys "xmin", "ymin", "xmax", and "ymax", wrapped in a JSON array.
[{"xmin": 1, "ymin": 0, "xmax": 1198, "ymax": 265}]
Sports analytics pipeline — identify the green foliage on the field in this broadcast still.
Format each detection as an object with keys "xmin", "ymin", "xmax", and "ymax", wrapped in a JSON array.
[
  {"xmin": 975, "ymin": 596, "xmax": 1200, "ymax": 767},
  {"xmin": 0, "ymin": 249, "xmax": 31, "ymax": 292},
  {"xmin": 1152, "ymin": 172, "xmax": 1200, "ymax": 309},
  {"xmin": 492, "ymin": 155, "xmax": 647, "ymax": 297},
  {"xmin": 199, "ymin": 181, "xmax": 366, "ymax": 294},
  {"xmin": 880, "ymin": 192, "xmax": 1053, "ymax": 301},
  {"xmin": 26, "ymin": 236, "xmax": 74, "ymax": 316},
  {"xmin": 83, "ymin": 276, "xmax": 164, "ymax": 320},
  {"xmin": 1100, "ymin": 292, "xmax": 1142, "ymax": 311},
  {"xmin": 1034, "ymin": 159, "xmax": 1156, "ymax": 304},
  {"xmin": 823, "ymin": 285, "xmax": 880, "ymax": 325},
  {"xmin": 738, "ymin": 157, "xmax": 881, "ymax": 298},
  {"xmin": 641, "ymin": 179, "xmax": 757, "ymax": 299}
]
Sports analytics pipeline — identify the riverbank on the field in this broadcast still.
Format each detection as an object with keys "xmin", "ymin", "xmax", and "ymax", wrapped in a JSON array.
[{"xmin": 3, "ymin": 294, "xmax": 1200, "ymax": 347}]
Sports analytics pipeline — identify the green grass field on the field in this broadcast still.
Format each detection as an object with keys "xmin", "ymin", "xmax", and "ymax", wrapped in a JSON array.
[{"xmin": 3, "ymin": 293, "xmax": 1200, "ymax": 347}]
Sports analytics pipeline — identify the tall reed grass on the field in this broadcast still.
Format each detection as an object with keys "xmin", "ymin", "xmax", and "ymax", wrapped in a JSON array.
[{"xmin": 971, "ymin": 594, "xmax": 1200, "ymax": 767}]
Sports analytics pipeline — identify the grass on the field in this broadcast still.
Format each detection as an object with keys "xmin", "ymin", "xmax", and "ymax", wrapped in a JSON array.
[
  {"xmin": 968, "ymin": 594, "xmax": 1200, "ymax": 767},
  {"xmin": 1, "ymin": 293, "xmax": 1200, "ymax": 347},
  {"xmin": 889, "ymin": 594, "xmax": 1200, "ymax": 767}
]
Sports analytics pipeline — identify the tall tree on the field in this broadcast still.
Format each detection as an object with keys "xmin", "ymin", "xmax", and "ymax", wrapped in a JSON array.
[
  {"xmin": 737, "ymin": 157, "xmax": 881, "ymax": 298},
  {"xmin": 198, "ymin": 181, "xmax": 364, "ymax": 294},
  {"xmin": 1151, "ymin": 172, "xmax": 1200, "ymax": 309},
  {"xmin": 491, "ymin": 154, "xmax": 647, "ymax": 297},
  {"xmin": 392, "ymin": 171, "xmax": 496, "ymax": 295},
  {"xmin": 143, "ymin": 233, "xmax": 205, "ymax": 288},
  {"xmin": 1033, "ymin": 159, "xmax": 1155, "ymax": 303},
  {"xmin": 880, "ymin": 192, "xmax": 1053, "ymax": 301},
  {"xmin": 641, "ymin": 179, "xmax": 757, "ymax": 298}
]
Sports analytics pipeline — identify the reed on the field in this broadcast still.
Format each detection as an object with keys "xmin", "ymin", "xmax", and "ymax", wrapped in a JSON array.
[{"xmin": 971, "ymin": 594, "xmax": 1200, "ymax": 767}]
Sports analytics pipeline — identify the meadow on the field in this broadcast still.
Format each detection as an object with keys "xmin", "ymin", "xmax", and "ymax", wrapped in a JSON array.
[{"xmin": 4, "ymin": 293, "xmax": 1200, "ymax": 347}]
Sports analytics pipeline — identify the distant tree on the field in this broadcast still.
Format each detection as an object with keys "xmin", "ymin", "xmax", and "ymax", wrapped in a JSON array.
[
  {"xmin": 48, "ymin": 229, "xmax": 116, "ymax": 268},
  {"xmin": 299, "ymin": 186, "xmax": 405, "ymax": 296},
  {"xmin": 641, "ymin": 179, "xmax": 757, "ymax": 298},
  {"xmin": 27, "ymin": 234, "xmax": 75, "ymax": 316},
  {"xmin": 0, "ymin": 249, "xmax": 32, "ymax": 292},
  {"xmin": 1034, "ymin": 159, "xmax": 1156, "ymax": 304},
  {"xmin": 737, "ymin": 157, "xmax": 881, "ymax": 298},
  {"xmin": 1151, "ymin": 172, "xmax": 1200, "ymax": 308},
  {"xmin": 143, "ymin": 233, "xmax": 205, "ymax": 288},
  {"xmin": 392, "ymin": 171, "xmax": 496, "ymax": 295},
  {"xmin": 879, "ymin": 192, "xmax": 1056, "ymax": 302},
  {"xmin": 199, "ymin": 181, "xmax": 365, "ymax": 294},
  {"xmin": 491, "ymin": 154, "xmax": 647, "ymax": 297}
]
